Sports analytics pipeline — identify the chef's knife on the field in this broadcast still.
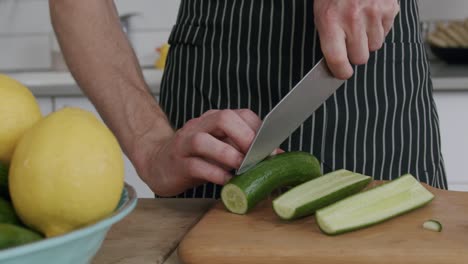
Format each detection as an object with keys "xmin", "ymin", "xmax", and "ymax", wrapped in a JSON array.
[{"xmin": 236, "ymin": 58, "xmax": 344, "ymax": 175}]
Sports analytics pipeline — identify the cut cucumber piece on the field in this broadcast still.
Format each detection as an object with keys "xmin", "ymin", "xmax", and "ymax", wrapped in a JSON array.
[
  {"xmin": 316, "ymin": 174, "xmax": 434, "ymax": 235},
  {"xmin": 423, "ymin": 219, "xmax": 442, "ymax": 232},
  {"xmin": 221, "ymin": 152, "xmax": 321, "ymax": 214},
  {"xmin": 273, "ymin": 169, "xmax": 371, "ymax": 220}
]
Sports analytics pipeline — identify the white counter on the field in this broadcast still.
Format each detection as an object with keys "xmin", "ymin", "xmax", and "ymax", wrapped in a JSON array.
[
  {"xmin": 430, "ymin": 62, "xmax": 468, "ymax": 91},
  {"xmin": 6, "ymin": 62, "xmax": 468, "ymax": 96},
  {"xmin": 8, "ymin": 68, "xmax": 163, "ymax": 96}
]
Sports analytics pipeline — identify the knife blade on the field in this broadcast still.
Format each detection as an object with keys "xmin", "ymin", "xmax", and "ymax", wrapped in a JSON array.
[{"xmin": 236, "ymin": 58, "xmax": 344, "ymax": 175}]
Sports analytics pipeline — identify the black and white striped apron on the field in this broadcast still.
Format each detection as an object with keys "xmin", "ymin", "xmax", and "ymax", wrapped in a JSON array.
[{"xmin": 159, "ymin": 0, "xmax": 447, "ymax": 198}]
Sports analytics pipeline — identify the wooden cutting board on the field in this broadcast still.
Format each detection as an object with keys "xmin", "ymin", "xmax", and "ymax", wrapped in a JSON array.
[{"xmin": 178, "ymin": 183, "xmax": 468, "ymax": 264}]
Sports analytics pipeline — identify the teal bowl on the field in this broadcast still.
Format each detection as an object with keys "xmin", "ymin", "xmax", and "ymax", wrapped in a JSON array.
[{"xmin": 0, "ymin": 183, "xmax": 138, "ymax": 264}]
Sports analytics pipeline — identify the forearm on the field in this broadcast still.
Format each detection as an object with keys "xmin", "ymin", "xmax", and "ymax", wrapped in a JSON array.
[{"xmin": 49, "ymin": 0, "xmax": 174, "ymax": 173}]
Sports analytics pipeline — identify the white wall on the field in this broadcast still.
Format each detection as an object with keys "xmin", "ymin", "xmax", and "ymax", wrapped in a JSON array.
[
  {"xmin": 418, "ymin": 0, "xmax": 468, "ymax": 21},
  {"xmin": 0, "ymin": 0, "xmax": 181, "ymax": 71},
  {"xmin": 433, "ymin": 92, "xmax": 468, "ymax": 191},
  {"xmin": 1, "ymin": 0, "xmax": 467, "ymax": 71}
]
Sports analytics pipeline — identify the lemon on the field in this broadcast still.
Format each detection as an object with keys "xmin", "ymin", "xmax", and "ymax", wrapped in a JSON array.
[
  {"xmin": 9, "ymin": 107, "xmax": 124, "ymax": 237},
  {"xmin": 0, "ymin": 74, "xmax": 42, "ymax": 164},
  {"xmin": 154, "ymin": 43, "xmax": 170, "ymax": 69}
]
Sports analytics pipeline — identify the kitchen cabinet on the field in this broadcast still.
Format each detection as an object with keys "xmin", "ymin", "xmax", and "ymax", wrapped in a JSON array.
[
  {"xmin": 54, "ymin": 97, "xmax": 155, "ymax": 198},
  {"xmin": 433, "ymin": 91, "xmax": 468, "ymax": 191},
  {"xmin": 36, "ymin": 96, "xmax": 53, "ymax": 116}
]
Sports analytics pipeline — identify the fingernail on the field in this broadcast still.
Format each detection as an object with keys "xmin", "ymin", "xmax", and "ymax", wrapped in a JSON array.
[
  {"xmin": 224, "ymin": 173, "xmax": 232, "ymax": 184},
  {"xmin": 238, "ymin": 155, "xmax": 244, "ymax": 166}
]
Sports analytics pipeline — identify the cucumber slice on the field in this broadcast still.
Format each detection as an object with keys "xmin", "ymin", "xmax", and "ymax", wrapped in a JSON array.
[
  {"xmin": 316, "ymin": 174, "xmax": 434, "ymax": 235},
  {"xmin": 273, "ymin": 169, "xmax": 371, "ymax": 220},
  {"xmin": 221, "ymin": 152, "xmax": 321, "ymax": 214},
  {"xmin": 423, "ymin": 219, "xmax": 442, "ymax": 232}
]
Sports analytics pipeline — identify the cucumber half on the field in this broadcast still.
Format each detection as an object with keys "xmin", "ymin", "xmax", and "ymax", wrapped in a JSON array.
[
  {"xmin": 273, "ymin": 169, "xmax": 371, "ymax": 220},
  {"xmin": 221, "ymin": 152, "xmax": 321, "ymax": 214},
  {"xmin": 316, "ymin": 174, "xmax": 434, "ymax": 235},
  {"xmin": 423, "ymin": 219, "xmax": 442, "ymax": 232}
]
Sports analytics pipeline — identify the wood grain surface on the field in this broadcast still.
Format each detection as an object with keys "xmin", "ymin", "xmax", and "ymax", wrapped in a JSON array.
[
  {"xmin": 93, "ymin": 199, "xmax": 215, "ymax": 264},
  {"xmin": 178, "ymin": 183, "xmax": 468, "ymax": 264}
]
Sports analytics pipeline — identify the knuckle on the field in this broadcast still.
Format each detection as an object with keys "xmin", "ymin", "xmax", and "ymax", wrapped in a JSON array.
[
  {"xmin": 218, "ymin": 109, "xmax": 236, "ymax": 125},
  {"xmin": 239, "ymin": 109, "xmax": 261, "ymax": 124},
  {"xmin": 345, "ymin": 4, "xmax": 361, "ymax": 23},
  {"xmin": 190, "ymin": 132, "xmax": 207, "ymax": 153},
  {"xmin": 365, "ymin": 3, "xmax": 381, "ymax": 18},
  {"xmin": 390, "ymin": 0, "xmax": 399, "ymax": 11},
  {"xmin": 204, "ymin": 109, "xmax": 218, "ymax": 116},
  {"xmin": 322, "ymin": 8, "xmax": 339, "ymax": 23},
  {"xmin": 183, "ymin": 118, "xmax": 198, "ymax": 129},
  {"xmin": 238, "ymin": 108, "xmax": 254, "ymax": 118}
]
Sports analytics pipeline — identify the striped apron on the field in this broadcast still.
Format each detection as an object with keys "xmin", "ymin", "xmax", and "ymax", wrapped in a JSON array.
[{"xmin": 159, "ymin": 0, "xmax": 447, "ymax": 198}]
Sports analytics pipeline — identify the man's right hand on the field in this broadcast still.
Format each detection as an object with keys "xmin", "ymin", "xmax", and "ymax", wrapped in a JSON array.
[{"xmin": 135, "ymin": 109, "xmax": 262, "ymax": 197}]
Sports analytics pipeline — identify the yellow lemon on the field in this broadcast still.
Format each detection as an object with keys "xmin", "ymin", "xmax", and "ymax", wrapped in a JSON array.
[
  {"xmin": 0, "ymin": 74, "xmax": 42, "ymax": 164},
  {"xmin": 9, "ymin": 107, "xmax": 124, "ymax": 237},
  {"xmin": 154, "ymin": 43, "xmax": 170, "ymax": 69}
]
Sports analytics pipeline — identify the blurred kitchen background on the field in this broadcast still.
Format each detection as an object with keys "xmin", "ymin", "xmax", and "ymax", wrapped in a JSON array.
[{"xmin": 0, "ymin": 0, "xmax": 467, "ymax": 197}]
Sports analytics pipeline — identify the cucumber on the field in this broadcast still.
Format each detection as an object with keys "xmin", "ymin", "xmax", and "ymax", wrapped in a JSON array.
[
  {"xmin": 273, "ymin": 169, "xmax": 371, "ymax": 220},
  {"xmin": 423, "ymin": 219, "xmax": 442, "ymax": 232},
  {"xmin": 221, "ymin": 152, "xmax": 321, "ymax": 214},
  {"xmin": 0, "ymin": 223, "xmax": 43, "ymax": 250},
  {"xmin": 0, "ymin": 197, "xmax": 20, "ymax": 225},
  {"xmin": 316, "ymin": 174, "xmax": 434, "ymax": 235},
  {"xmin": 0, "ymin": 162, "xmax": 8, "ymax": 200}
]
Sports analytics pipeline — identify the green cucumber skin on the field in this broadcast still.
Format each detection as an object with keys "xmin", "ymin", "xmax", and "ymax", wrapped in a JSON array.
[
  {"xmin": 0, "ymin": 162, "xmax": 9, "ymax": 200},
  {"xmin": 315, "ymin": 175, "xmax": 434, "ymax": 235},
  {"xmin": 0, "ymin": 223, "xmax": 43, "ymax": 250},
  {"xmin": 0, "ymin": 198, "xmax": 21, "ymax": 225},
  {"xmin": 224, "ymin": 152, "xmax": 321, "ymax": 213},
  {"xmin": 275, "ymin": 177, "xmax": 371, "ymax": 220}
]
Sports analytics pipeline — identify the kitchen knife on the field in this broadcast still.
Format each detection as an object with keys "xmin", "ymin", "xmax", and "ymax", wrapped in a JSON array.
[{"xmin": 236, "ymin": 58, "xmax": 345, "ymax": 175}]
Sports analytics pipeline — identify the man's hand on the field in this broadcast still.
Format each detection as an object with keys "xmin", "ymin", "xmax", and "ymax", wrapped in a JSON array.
[
  {"xmin": 135, "ymin": 109, "xmax": 262, "ymax": 197},
  {"xmin": 314, "ymin": 0, "xmax": 400, "ymax": 79}
]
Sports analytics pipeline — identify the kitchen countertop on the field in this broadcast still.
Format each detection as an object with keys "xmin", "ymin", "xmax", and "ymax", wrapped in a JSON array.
[
  {"xmin": 430, "ymin": 62, "xmax": 468, "ymax": 91},
  {"xmin": 5, "ymin": 61, "xmax": 468, "ymax": 96},
  {"xmin": 7, "ymin": 68, "xmax": 163, "ymax": 96},
  {"xmin": 92, "ymin": 199, "xmax": 215, "ymax": 264}
]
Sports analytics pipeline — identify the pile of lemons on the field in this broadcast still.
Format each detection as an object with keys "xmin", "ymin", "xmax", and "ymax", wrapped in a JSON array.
[{"xmin": 0, "ymin": 74, "xmax": 124, "ymax": 249}]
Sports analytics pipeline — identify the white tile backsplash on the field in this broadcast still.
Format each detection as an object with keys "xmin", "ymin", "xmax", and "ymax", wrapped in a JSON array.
[
  {"xmin": 129, "ymin": 31, "xmax": 171, "ymax": 67},
  {"xmin": 0, "ymin": 34, "xmax": 51, "ymax": 71},
  {"xmin": 36, "ymin": 96, "xmax": 53, "ymax": 116},
  {"xmin": 0, "ymin": 0, "xmax": 51, "ymax": 34},
  {"xmin": 0, "ymin": 0, "xmax": 181, "ymax": 72},
  {"xmin": 418, "ymin": 0, "xmax": 468, "ymax": 21},
  {"xmin": 1, "ymin": 0, "xmax": 466, "ymax": 72},
  {"xmin": 115, "ymin": 0, "xmax": 181, "ymax": 30}
]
